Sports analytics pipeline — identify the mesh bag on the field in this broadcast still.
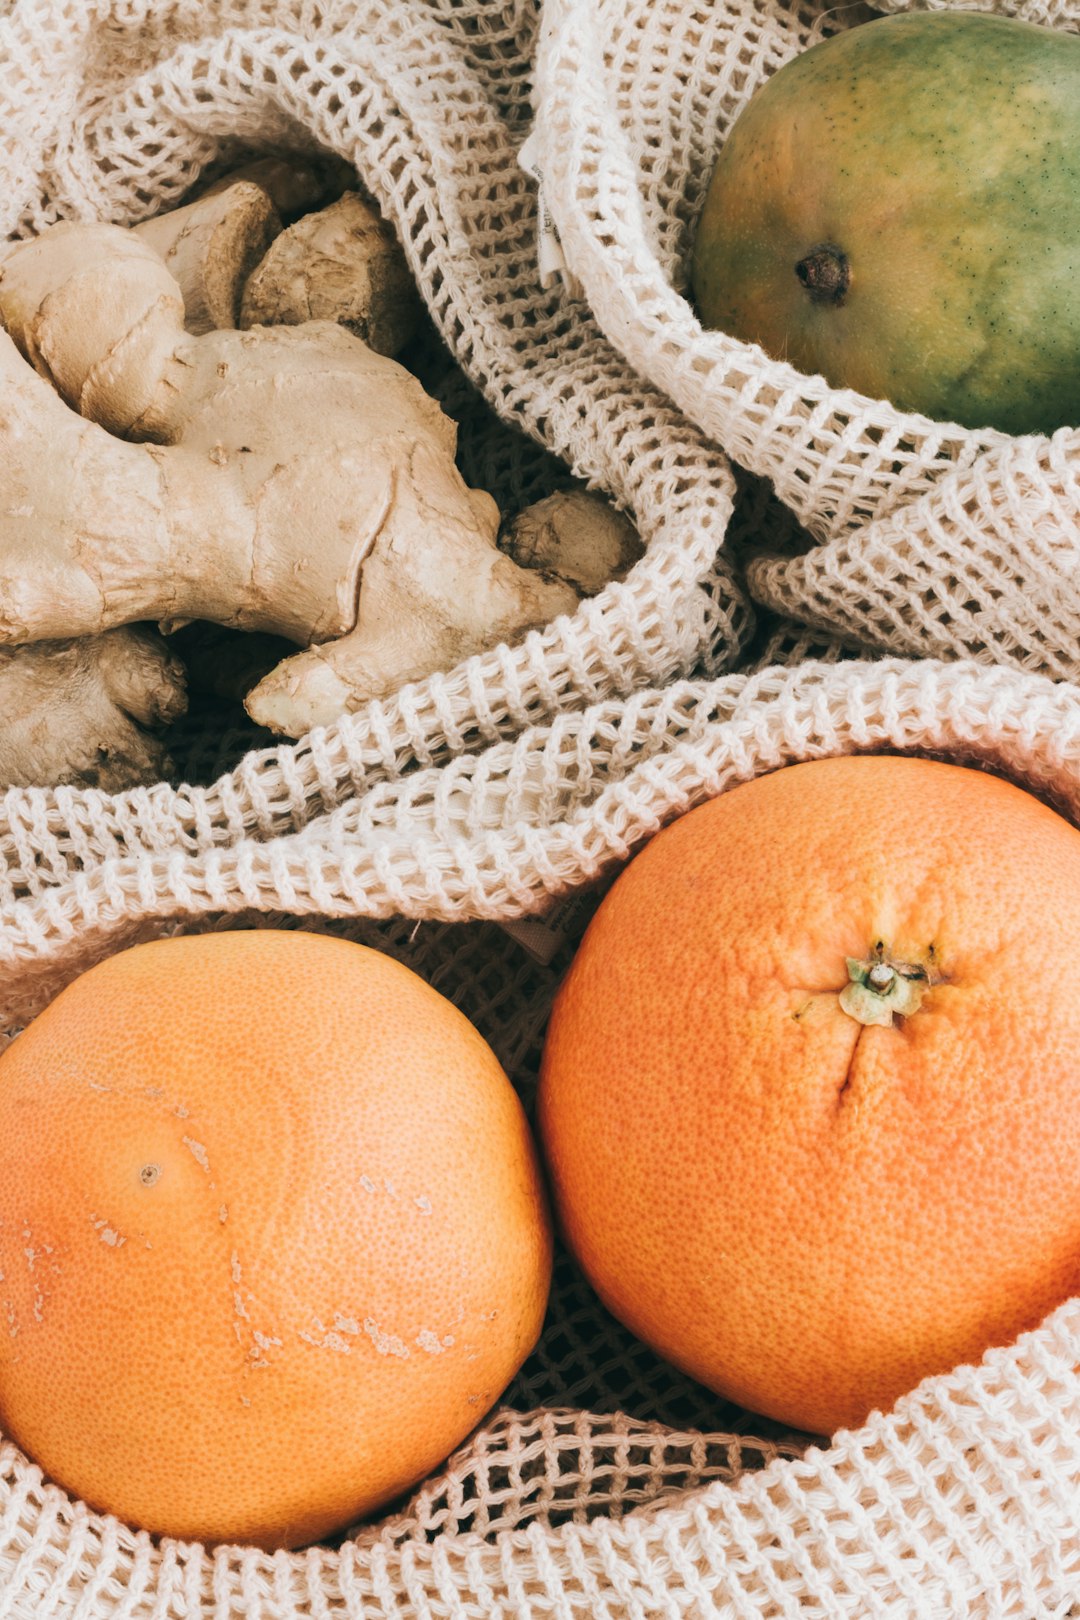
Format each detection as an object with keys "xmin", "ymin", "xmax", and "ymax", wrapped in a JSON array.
[
  {"xmin": 3, "ymin": 656, "xmax": 1080, "ymax": 1614},
  {"xmin": 4, "ymin": 1, "xmax": 1080, "ymax": 1614},
  {"xmin": 528, "ymin": 0, "xmax": 1080, "ymax": 679}
]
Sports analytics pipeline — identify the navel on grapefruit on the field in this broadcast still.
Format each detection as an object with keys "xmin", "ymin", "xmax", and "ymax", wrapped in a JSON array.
[
  {"xmin": 539, "ymin": 754, "xmax": 1080, "ymax": 1434},
  {"xmin": 0, "ymin": 929, "xmax": 552, "ymax": 1548}
]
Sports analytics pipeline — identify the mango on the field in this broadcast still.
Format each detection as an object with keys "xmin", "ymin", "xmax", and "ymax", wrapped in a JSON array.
[{"xmin": 691, "ymin": 12, "xmax": 1080, "ymax": 436}]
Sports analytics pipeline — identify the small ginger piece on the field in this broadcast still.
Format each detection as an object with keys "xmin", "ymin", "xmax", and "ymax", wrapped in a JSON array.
[
  {"xmin": 243, "ymin": 467, "xmax": 578, "ymax": 735},
  {"xmin": 0, "ymin": 222, "xmax": 578, "ymax": 739},
  {"xmin": 263, "ymin": 484, "xmax": 648, "ymax": 737},
  {"xmin": 247, "ymin": 489, "xmax": 644, "ymax": 734},
  {"xmin": 0, "ymin": 225, "xmax": 184, "ymax": 435},
  {"xmin": 134, "ymin": 180, "xmax": 282, "ymax": 335},
  {"xmin": 0, "ymin": 627, "xmax": 186, "ymax": 790},
  {"xmin": 500, "ymin": 490, "xmax": 645, "ymax": 595},
  {"xmin": 240, "ymin": 191, "xmax": 423, "ymax": 357}
]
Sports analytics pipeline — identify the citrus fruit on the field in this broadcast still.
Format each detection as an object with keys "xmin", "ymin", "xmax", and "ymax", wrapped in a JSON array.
[
  {"xmin": 538, "ymin": 754, "xmax": 1080, "ymax": 1434},
  {"xmin": 0, "ymin": 929, "xmax": 551, "ymax": 1548}
]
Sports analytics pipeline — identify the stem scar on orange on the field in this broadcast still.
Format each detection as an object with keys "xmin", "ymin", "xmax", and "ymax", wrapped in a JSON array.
[
  {"xmin": 538, "ymin": 755, "xmax": 1080, "ymax": 1434},
  {"xmin": 0, "ymin": 929, "xmax": 552, "ymax": 1549}
]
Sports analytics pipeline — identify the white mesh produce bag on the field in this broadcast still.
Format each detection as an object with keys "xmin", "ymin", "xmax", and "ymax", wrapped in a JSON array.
[
  {"xmin": 528, "ymin": 0, "xmax": 1080, "ymax": 678},
  {"xmin": 2, "ymin": 656, "xmax": 1080, "ymax": 1615}
]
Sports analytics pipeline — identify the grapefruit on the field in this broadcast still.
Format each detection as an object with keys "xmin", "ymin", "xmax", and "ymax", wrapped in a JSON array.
[
  {"xmin": 538, "ymin": 755, "xmax": 1080, "ymax": 1434},
  {"xmin": 0, "ymin": 929, "xmax": 551, "ymax": 1548}
]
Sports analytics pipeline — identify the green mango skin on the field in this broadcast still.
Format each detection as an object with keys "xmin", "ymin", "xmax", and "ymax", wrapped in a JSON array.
[{"xmin": 691, "ymin": 12, "xmax": 1080, "ymax": 436}]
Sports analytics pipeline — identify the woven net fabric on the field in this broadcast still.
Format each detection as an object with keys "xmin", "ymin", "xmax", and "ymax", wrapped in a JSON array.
[
  {"xmin": 746, "ymin": 426, "xmax": 1080, "ymax": 676},
  {"xmin": 3, "ymin": 657, "xmax": 1080, "ymax": 1615},
  {"xmin": 529, "ymin": 0, "xmax": 1080, "ymax": 681}
]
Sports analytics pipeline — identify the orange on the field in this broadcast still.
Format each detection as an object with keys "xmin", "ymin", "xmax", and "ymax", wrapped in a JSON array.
[
  {"xmin": 0, "ymin": 930, "xmax": 551, "ymax": 1549},
  {"xmin": 538, "ymin": 754, "xmax": 1080, "ymax": 1434}
]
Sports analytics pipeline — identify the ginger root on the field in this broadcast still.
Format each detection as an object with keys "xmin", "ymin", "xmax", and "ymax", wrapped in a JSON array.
[
  {"xmin": 133, "ymin": 156, "xmax": 358, "ymax": 336},
  {"xmin": 134, "ymin": 180, "xmax": 282, "ymax": 335},
  {"xmin": 499, "ymin": 490, "xmax": 644, "ymax": 595},
  {"xmin": 0, "ymin": 221, "xmax": 577, "ymax": 735},
  {"xmin": 242, "ymin": 464, "xmax": 575, "ymax": 734},
  {"xmin": 0, "ymin": 627, "xmax": 186, "ymax": 790},
  {"xmin": 0, "ymin": 224, "xmax": 184, "ymax": 436},
  {"xmin": 245, "ymin": 489, "xmax": 644, "ymax": 734},
  {"xmin": 240, "ymin": 191, "xmax": 423, "ymax": 357}
]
